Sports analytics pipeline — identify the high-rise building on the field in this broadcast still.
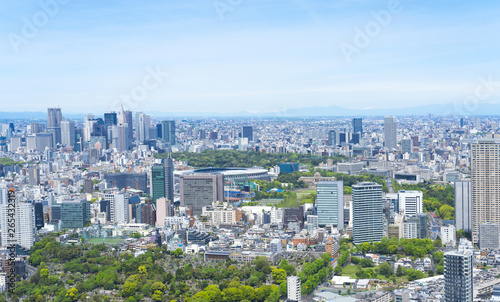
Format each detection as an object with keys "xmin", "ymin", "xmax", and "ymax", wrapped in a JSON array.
[
  {"xmin": 316, "ymin": 181, "xmax": 343, "ymax": 229},
  {"xmin": 47, "ymin": 108, "xmax": 62, "ymax": 145},
  {"xmin": 444, "ymin": 243, "xmax": 473, "ymax": 302},
  {"xmin": 0, "ymin": 202, "xmax": 35, "ymax": 249},
  {"xmin": 34, "ymin": 202, "xmax": 44, "ymax": 230},
  {"xmin": 401, "ymin": 139, "xmax": 412, "ymax": 154},
  {"xmin": 352, "ymin": 118, "xmax": 362, "ymax": 133},
  {"xmin": 398, "ymin": 190, "xmax": 423, "ymax": 216},
  {"xmin": 287, "ymin": 276, "xmax": 301, "ymax": 302},
  {"xmin": 151, "ymin": 157, "xmax": 174, "ymax": 204},
  {"xmin": 180, "ymin": 174, "xmax": 224, "ymax": 216},
  {"xmin": 479, "ymin": 222, "xmax": 500, "ymax": 250},
  {"xmin": 352, "ymin": 182, "xmax": 383, "ymax": 245},
  {"xmin": 112, "ymin": 123, "xmax": 130, "ymax": 152},
  {"xmin": 161, "ymin": 121, "xmax": 176, "ymax": 145},
  {"xmin": 471, "ymin": 139, "xmax": 500, "ymax": 243},
  {"xmin": 328, "ymin": 130, "xmax": 337, "ymax": 146},
  {"xmin": 135, "ymin": 112, "xmax": 151, "ymax": 142},
  {"xmin": 455, "ymin": 181, "xmax": 472, "ymax": 233},
  {"xmin": 384, "ymin": 116, "xmax": 397, "ymax": 150},
  {"xmin": 61, "ymin": 199, "xmax": 91, "ymax": 229},
  {"xmin": 156, "ymin": 198, "xmax": 172, "ymax": 226},
  {"xmin": 104, "ymin": 112, "xmax": 118, "ymax": 127},
  {"xmin": 61, "ymin": 120, "xmax": 75, "ymax": 147},
  {"xmin": 270, "ymin": 238, "xmax": 282, "ymax": 254},
  {"xmin": 242, "ymin": 125, "xmax": 253, "ymax": 142}
]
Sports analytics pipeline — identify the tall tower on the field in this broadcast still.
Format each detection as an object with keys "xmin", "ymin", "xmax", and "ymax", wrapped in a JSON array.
[
  {"xmin": 61, "ymin": 120, "xmax": 76, "ymax": 147},
  {"xmin": 352, "ymin": 118, "xmax": 362, "ymax": 133},
  {"xmin": 47, "ymin": 108, "xmax": 62, "ymax": 145},
  {"xmin": 161, "ymin": 121, "xmax": 176, "ymax": 145},
  {"xmin": 384, "ymin": 116, "xmax": 397, "ymax": 150},
  {"xmin": 455, "ymin": 181, "xmax": 472, "ymax": 233},
  {"xmin": 135, "ymin": 112, "xmax": 151, "ymax": 143},
  {"xmin": 242, "ymin": 125, "xmax": 253, "ymax": 142},
  {"xmin": 352, "ymin": 182, "xmax": 383, "ymax": 245},
  {"xmin": 444, "ymin": 241, "xmax": 473, "ymax": 302},
  {"xmin": 471, "ymin": 139, "xmax": 500, "ymax": 243},
  {"xmin": 316, "ymin": 181, "xmax": 344, "ymax": 230},
  {"xmin": 164, "ymin": 155, "xmax": 175, "ymax": 204}
]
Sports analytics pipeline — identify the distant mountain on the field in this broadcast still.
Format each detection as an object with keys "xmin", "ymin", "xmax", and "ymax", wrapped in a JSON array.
[{"xmin": 1, "ymin": 102, "xmax": 499, "ymax": 120}]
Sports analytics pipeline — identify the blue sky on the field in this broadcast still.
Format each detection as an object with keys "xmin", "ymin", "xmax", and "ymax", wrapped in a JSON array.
[{"xmin": 1, "ymin": 0, "xmax": 500, "ymax": 114}]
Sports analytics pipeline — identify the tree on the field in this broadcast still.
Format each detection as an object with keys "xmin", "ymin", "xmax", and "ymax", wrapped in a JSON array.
[
  {"xmin": 359, "ymin": 258, "xmax": 374, "ymax": 268},
  {"xmin": 151, "ymin": 281, "xmax": 166, "ymax": 294},
  {"xmin": 152, "ymin": 290, "xmax": 163, "ymax": 301},
  {"xmin": 122, "ymin": 281, "xmax": 138, "ymax": 297},
  {"xmin": 66, "ymin": 288, "xmax": 79, "ymax": 301},
  {"xmin": 378, "ymin": 262, "xmax": 392, "ymax": 277},
  {"xmin": 40, "ymin": 268, "xmax": 49, "ymax": 278},
  {"xmin": 271, "ymin": 268, "xmax": 287, "ymax": 284},
  {"xmin": 173, "ymin": 248, "xmax": 183, "ymax": 258},
  {"xmin": 334, "ymin": 265, "xmax": 343, "ymax": 275},
  {"xmin": 396, "ymin": 265, "xmax": 405, "ymax": 277},
  {"xmin": 138, "ymin": 265, "xmax": 147, "ymax": 275}
]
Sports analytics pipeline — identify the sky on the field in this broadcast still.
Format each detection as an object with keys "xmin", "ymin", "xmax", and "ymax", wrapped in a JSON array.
[{"xmin": 1, "ymin": 0, "xmax": 500, "ymax": 115}]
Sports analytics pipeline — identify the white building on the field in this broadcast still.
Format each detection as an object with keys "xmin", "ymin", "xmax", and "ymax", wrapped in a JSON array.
[
  {"xmin": 105, "ymin": 193, "xmax": 128, "ymax": 224},
  {"xmin": 287, "ymin": 276, "xmax": 301, "ymax": 302},
  {"xmin": 398, "ymin": 190, "xmax": 423, "ymax": 216},
  {"xmin": 270, "ymin": 238, "xmax": 282, "ymax": 254},
  {"xmin": 0, "ymin": 202, "xmax": 35, "ymax": 249},
  {"xmin": 441, "ymin": 224, "xmax": 456, "ymax": 247},
  {"xmin": 403, "ymin": 221, "xmax": 417, "ymax": 239}
]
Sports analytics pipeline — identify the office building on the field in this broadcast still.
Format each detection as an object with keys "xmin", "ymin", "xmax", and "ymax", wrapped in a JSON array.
[
  {"xmin": 270, "ymin": 238, "xmax": 282, "ymax": 254},
  {"xmin": 328, "ymin": 130, "xmax": 337, "ymax": 146},
  {"xmin": 104, "ymin": 112, "xmax": 117, "ymax": 127},
  {"xmin": 242, "ymin": 125, "xmax": 253, "ymax": 142},
  {"xmin": 401, "ymin": 139, "xmax": 412, "ymax": 154},
  {"xmin": 47, "ymin": 108, "xmax": 62, "ymax": 145},
  {"xmin": 471, "ymin": 140, "xmax": 500, "ymax": 243},
  {"xmin": 352, "ymin": 182, "xmax": 383, "ymax": 245},
  {"xmin": 352, "ymin": 118, "xmax": 362, "ymax": 133},
  {"xmin": 455, "ymin": 181, "xmax": 472, "ymax": 233},
  {"xmin": 398, "ymin": 191, "xmax": 423, "ymax": 216},
  {"xmin": 284, "ymin": 207, "xmax": 304, "ymax": 228},
  {"xmin": 118, "ymin": 106, "xmax": 133, "ymax": 141},
  {"xmin": 441, "ymin": 224, "xmax": 456, "ymax": 247},
  {"xmin": 180, "ymin": 174, "xmax": 224, "ymax": 216},
  {"xmin": 161, "ymin": 120, "xmax": 176, "ymax": 145},
  {"xmin": 112, "ymin": 123, "xmax": 130, "ymax": 152},
  {"xmin": 104, "ymin": 172, "xmax": 148, "ymax": 192},
  {"xmin": 316, "ymin": 181, "xmax": 343, "ymax": 229},
  {"xmin": 135, "ymin": 112, "xmax": 151, "ymax": 142},
  {"xmin": 479, "ymin": 222, "xmax": 500, "ymax": 250},
  {"xmin": 151, "ymin": 157, "xmax": 174, "ymax": 204},
  {"xmin": 0, "ymin": 202, "xmax": 35, "ymax": 249},
  {"xmin": 287, "ymin": 276, "xmax": 301, "ymax": 302},
  {"xmin": 279, "ymin": 162, "xmax": 299, "ymax": 174},
  {"xmin": 61, "ymin": 200, "xmax": 91, "ymax": 229},
  {"xmin": 61, "ymin": 120, "xmax": 75, "ymax": 147},
  {"xmin": 444, "ymin": 246, "xmax": 473, "ymax": 302},
  {"xmin": 30, "ymin": 122, "xmax": 42, "ymax": 134},
  {"xmin": 384, "ymin": 116, "xmax": 397, "ymax": 150},
  {"xmin": 34, "ymin": 202, "xmax": 44, "ymax": 230},
  {"xmin": 156, "ymin": 198, "xmax": 172, "ymax": 226}
]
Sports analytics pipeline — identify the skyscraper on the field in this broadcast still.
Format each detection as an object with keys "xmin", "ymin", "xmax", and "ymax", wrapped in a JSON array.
[
  {"xmin": 0, "ymin": 202, "xmax": 35, "ymax": 249},
  {"xmin": 444, "ymin": 242, "xmax": 473, "ymax": 302},
  {"xmin": 47, "ymin": 108, "xmax": 62, "ymax": 145},
  {"xmin": 118, "ymin": 106, "xmax": 133, "ymax": 142},
  {"xmin": 180, "ymin": 174, "xmax": 224, "ymax": 216},
  {"xmin": 384, "ymin": 116, "xmax": 397, "ymax": 150},
  {"xmin": 455, "ymin": 181, "xmax": 472, "ymax": 233},
  {"xmin": 34, "ymin": 202, "xmax": 44, "ymax": 230},
  {"xmin": 328, "ymin": 130, "xmax": 337, "ymax": 146},
  {"xmin": 287, "ymin": 276, "xmax": 301, "ymax": 302},
  {"xmin": 161, "ymin": 121, "xmax": 176, "ymax": 145},
  {"xmin": 151, "ymin": 157, "xmax": 174, "ymax": 204},
  {"xmin": 471, "ymin": 139, "xmax": 500, "ymax": 243},
  {"xmin": 316, "ymin": 181, "xmax": 344, "ymax": 229},
  {"xmin": 135, "ymin": 112, "xmax": 151, "ymax": 142},
  {"xmin": 242, "ymin": 125, "xmax": 253, "ymax": 142},
  {"xmin": 61, "ymin": 120, "xmax": 76, "ymax": 147},
  {"xmin": 104, "ymin": 112, "xmax": 118, "ymax": 127},
  {"xmin": 164, "ymin": 156, "xmax": 175, "ymax": 203},
  {"xmin": 401, "ymin": 139, "xmax": 412, "ymax": 154},
  {"xmin": 352, "ymin": 182, "xmax": 383, "ymax": 245},
  {"xmin": 352, "ymin": 118, "xmax": 362, "ymax": 133}
]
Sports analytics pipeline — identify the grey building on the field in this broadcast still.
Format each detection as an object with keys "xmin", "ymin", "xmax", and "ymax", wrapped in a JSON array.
[
  {"xmin": 180, "ymin": 173, "xmax": 224, "ymax": 216},
  {"xmin": 455, "ymin": 181, "xmax": 472, "ymax": 233},
  {"xmin": 384, "ymin": 116, "xmax": 397, "ymax": 150},
  {"xmin": 47, "ymin": 107, "xmax": 62, "ymax": 145},
  {"xmin": 352, "ymin": 118, "xmax": 362, "ymax": 133},
  {"xmin": 242, "ymin": 125, "xmax": 253, "ymax": 142},
  {"xmin": 61, "ymin": 200, "xmax": 91, "ymax": 229},
  {"xmin": 444, "ymin": 248, "xmax": 473, "ymax": 302},
  {"xmin": 401, "ymin": 139, "xmax": 412, "ymax": 154},
  {"xmin": 105, "ymin": 172, "xmax": 148, "ymax": 192},
  {"xmin": 352, "ymin": 182, "xmax": 383, "ymax": 245},
  {"xmin": 316, "ymin": 181, "xmax": 343, "ymax": 229},
  {"xmin": 61, "ymin": 120, "xmax": 76, "ymax": 147},
  {"xmin": 479, "ymin": 222, "xmax": 500, "ymax": 250}
]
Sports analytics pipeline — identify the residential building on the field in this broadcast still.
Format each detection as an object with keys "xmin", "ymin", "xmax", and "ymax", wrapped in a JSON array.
[
  {"xmin": 352, "ymin": 182, "xmax": 383, "ymax": 245},
  {"xmin": 455, "ymin": 181, "xmax": 472, "ymax": 233},
  {"xmin": 287, "ymin": 276, "xmax": 301, "ymax": 302}
]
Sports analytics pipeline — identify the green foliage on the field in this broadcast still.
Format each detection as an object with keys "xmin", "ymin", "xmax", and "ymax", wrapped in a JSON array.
[
  {"xmin": 395, "ymin": 182, "xmax": 455, "ymax": 219},
  {"xmin": 356, "ymin": 237, "xmax": 435, "ymax": 257},
  {"xmin": 157, "ymin": 150, "xmax": 346, "ymax": 170},
  {"xmin": 271, "ymin": 269, "xmax": 287, "ymax": 284}
]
